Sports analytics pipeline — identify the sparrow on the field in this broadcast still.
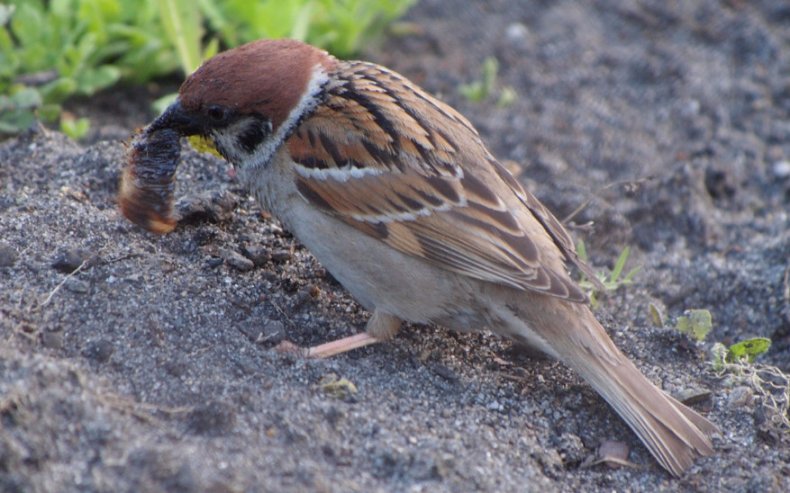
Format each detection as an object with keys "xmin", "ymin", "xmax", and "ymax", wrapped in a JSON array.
[{"xmin": 119, "ymin": 38, "xmax": 717, "ymax": 476}]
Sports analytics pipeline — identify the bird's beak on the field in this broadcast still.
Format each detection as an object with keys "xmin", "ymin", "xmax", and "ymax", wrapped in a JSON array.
[
  {"xmin": 147, "ymin": 100, "xmax": 202, "ymax": 136},
  {"xmin": 144, "ymin": 99, "xmax": 224, "ymax": 158}
]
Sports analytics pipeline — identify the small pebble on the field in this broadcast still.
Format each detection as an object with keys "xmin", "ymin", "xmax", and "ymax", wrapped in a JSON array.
[
  {"xmin": 41, "ymin": 329, "xmax": 64, "ymax": 350},
  {"xmin": 186, "ymin": 401, "xmax": 236, "ymax": 436},
  {"xmin": 291, "ymin": 288, "xmax": 315, "ymax": 311},
  {"xmin": 675, "ymin": 387, "xmax": 712, "ymax": 406},
  {"xmin": 51, "ymin": 248, "xmax": 90, "ymax": 273},
  {"xmin": 65, "ymin": 278, "xmax": 90, "ymax": 294},
  {"xmin": 431, "ymin": 363, "xmax": 459, "ymax": 383},
  {"xmin": 486, "ymin": 400, "xmax": 503, "ymax": 412},
  {"xmin": 505, "ymin": 22, "xmax": 529, "ymax": 43},
  {"xmin": 681, "ymin": 99, "xmax": 701, "ymax": 117},
  {"xmin": 177, "ymin": 190, "xmax": 239, "ymax": 225},
  {"xmin": 0, "ymin": 243, "xmax": 17, "ymax": 267},
  {"xmin": 554, "ymin": 433, "xmax": 586, "ymax": 463},
  {"xmin": 163, "ymin": 359, "xmax": 187, "ymax": 377},
  {"xmin": 241, "ymin": 244, "xmax": 270, "ymax": 266},
  {"xmin": 205, "ymin": 257, "xmax": 223, "ymax": 268},
  {"xmin": 238, "ymin": 318, "xmax": 285, "ymax": 345},
  {"xmin": 82, "ymin": 339, "xmax": 114, "ymax": 363},
  {"xmin": 270, "ymin": 250, "xmax": 292, "ymax": 263},
  {"xmin": 728, "ymin": 385, "xmax": 753, "ymax": 408},
  {"xmin": 222, "ymin": 249, "xmax": 254, "ymax": 271},
  {"xmin": 772, "ymin": 160, "xmax": 790, "ymax": 178},
  {"xmin": 324, "ymin": 406, "xmax": 345, "ymax": 428}
]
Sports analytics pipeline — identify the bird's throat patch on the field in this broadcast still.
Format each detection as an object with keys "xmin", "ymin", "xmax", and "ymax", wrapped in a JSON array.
[{"xmin": 188, "ymin": 135, "xmax": 222, "ymax": 158}]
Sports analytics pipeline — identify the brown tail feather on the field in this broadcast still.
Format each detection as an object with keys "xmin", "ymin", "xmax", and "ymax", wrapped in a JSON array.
[
  {"xmin": 555, "ymin": 306, "xmax": 717, "ymax": 476},
  {"xmin": 667, "ymin": 393, "xmax": 719, "ymax": 437}
]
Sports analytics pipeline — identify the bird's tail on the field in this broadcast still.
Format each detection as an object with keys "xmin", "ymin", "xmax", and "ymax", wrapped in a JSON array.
[{"xmin": 552, "ymin": 304, "xmax": 717, "ymax": 476}]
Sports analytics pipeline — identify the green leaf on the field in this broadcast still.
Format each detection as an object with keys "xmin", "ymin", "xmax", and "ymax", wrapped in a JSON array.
[
  {"xmin": 40, "ymin": 77, "xmax": 77, "ymax": 103},
  {"xmin": 37, "ymin": 103, "xmax": 62, "ymax": 123},
  {"xmin": 10, "ymin": 3, "xmax": 44, "ymax": 49},
  {"xmin": 5, "ymin": 86, "xmax": 42, "ymax": 108},
  {"xmin": 648, "ymin": 303, "xmax": 664, "ymax": 327},
  {"xmin": 0, "ymin": 86, "xmax": 41, "ymax": 134},
  {"xmin": 576, "ymin": 239, "xmax": 588, "ymax": 262},
  {"xmin": 710, "ymin": 342, "xmax": 727, "ymax": 372},
  {"xmin": 459, "ymin": 81, "xmax": 485, "ymax": 103},
  {"xmin": 727, "ymin": 338, "xmax": 771, "ymax": 363},
  {"xmin": 201, "ymin": 37, "xmax": 219, "ymax": 61},
  {"xmin": 610, "ymin": 246, "xmax": 630, "ymax": 284},
  {"xmin": 60, "ymin": 115, "xmax": 90, "ymax": 140},
  {"xmin": 290, "ymin": 1, "xmax": 314, "ymax": 41},
  {"xmin": 481, "ymin": 57, "xmax": 498, "ymax": 91},
  {"xmin": 459, "ymin": 57, "xmax": 499, "ymax": 103},
  {"xmin": 497, "ymin": 86, "xmax": 518, "ymax": 108},
  {"xmin": 159, "ymin": 0, "xmax": 203, "ymax": 75},
  {"xmin": 622, "ymin": 265, "xmax": 641, "ymax": 284},
  {"xmin": 675, "ymin": 309, "xmax": 713, "ymax": 342},
  {"xmin": 76, "ymin": 64, "xmax": 120, "ymax": 94}
]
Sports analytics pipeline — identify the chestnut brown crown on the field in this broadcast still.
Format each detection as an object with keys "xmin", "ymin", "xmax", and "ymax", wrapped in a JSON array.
[{"xmin": 178, "ymin": 38, "xmax": 336, "ymax": 132}]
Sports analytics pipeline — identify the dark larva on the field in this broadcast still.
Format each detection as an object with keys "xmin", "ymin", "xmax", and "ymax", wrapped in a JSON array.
[{"xmin": 118, "ymin": 127, "xmax": 182, "ymax": 234}]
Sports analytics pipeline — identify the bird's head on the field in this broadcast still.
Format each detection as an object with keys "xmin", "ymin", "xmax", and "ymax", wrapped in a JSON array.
[{"xmin": 152, "ymin": 38, "xmax": 336, "ymax": 168}]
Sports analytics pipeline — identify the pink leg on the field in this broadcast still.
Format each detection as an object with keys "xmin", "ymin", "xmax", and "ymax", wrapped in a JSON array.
[
  {"xmin": 273, "ymin": 310, "xmax": 401, "ymax": 359},
  {"xmin": 305, "ymin": 332, "xmax": 381, "ymax": 358}
]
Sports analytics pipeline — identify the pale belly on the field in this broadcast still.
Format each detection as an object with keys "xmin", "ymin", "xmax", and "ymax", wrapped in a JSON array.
[{"xmin": 239, "ymin": 157, "xmax": 553, "ymax": 354}]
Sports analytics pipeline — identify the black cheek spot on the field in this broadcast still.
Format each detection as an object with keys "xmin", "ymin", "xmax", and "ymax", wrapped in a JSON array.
[{"xmin": 237, "ymin": 120, "xmax": 270, "ymax": 153}]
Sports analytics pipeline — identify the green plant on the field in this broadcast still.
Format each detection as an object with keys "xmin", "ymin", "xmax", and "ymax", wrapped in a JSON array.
[
  {"xmin": 0, "ymin": 0, "xmax": 415, "ymax": 139},
  {"xmin": 459, "ymin": 57, "xmax": 498, "ymax": 103},
  {"xmin": 202, "ymin": 0, "xmax": 415, "ymax": 58},
  {"xmin": 667, "ymin": 312, "xmax": 788, "ymax": 431},
  {"xmin": 652, "ymin": 306, "xmax": 713, "ymax": 341},
  {"xmin": 159, "ymin": 0, "xmax": 218, "ymax": 76},
  {"xmin": 497, "ymin": 86, "xmax": 518, "ymax": 108},
  {"xmin": 576, "ymin": 241, "xmax": 640, "ymax": 308},
  {"xmin": 60, "ymin": 113, "xmax": 90, "ymax": 140},
  {"xmin": 459, "ymin": 56, "xmax": 518, "ymax": 107},
  {"xmin": 0, "ymin": 86, "xmax": 40, "ymax": 133},
  {"xmin": 712, "ymin": 337, "xmax": 772, "ymax": 367},
  {"xmin": 711, "ymin": 338, "xmax": 788, "ymax": 430},
  {"xmin": 675, "ymin": 308, "xmax": 713, "ymax": 342},
  {"xmin": 0, "ymin": 0, "xmax": 179, "ymax": 136},
  {"xmin": 310, "ymin": 0, "xmax": 413, "ymax": 57}
]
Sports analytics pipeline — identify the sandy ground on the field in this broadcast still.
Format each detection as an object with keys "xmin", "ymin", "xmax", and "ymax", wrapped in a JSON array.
[{"xmin": 1, "ymin": 0, "xmax": 789, "ymax": 491}]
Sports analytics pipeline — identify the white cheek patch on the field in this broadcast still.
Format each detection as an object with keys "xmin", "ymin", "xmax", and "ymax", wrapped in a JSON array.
[{"xmin": 244, "ymin": 65, "xmax": 330, "ymax": 171}]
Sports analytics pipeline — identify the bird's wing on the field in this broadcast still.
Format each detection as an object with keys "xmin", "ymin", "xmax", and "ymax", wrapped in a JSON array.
[{"xmin": 286, "ymin": 61, "xmax": 594, "ymax": 302}]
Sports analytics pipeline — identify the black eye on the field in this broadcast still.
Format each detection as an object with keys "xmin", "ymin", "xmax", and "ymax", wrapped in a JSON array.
[{"xmin": 206, "ymin": 105, "xmax": 228, "ymax": 123}]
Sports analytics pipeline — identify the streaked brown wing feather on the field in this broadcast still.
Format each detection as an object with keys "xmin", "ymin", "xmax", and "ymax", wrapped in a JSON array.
[{"xmin": 287, "ymin": 60, "xmax": 590, "ymax": 302}]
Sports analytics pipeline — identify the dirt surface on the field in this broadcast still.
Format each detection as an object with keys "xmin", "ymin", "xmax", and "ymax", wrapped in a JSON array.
[{"xmin": 2, "ymin": 1, "xmax": 789, "ymax": 492}]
